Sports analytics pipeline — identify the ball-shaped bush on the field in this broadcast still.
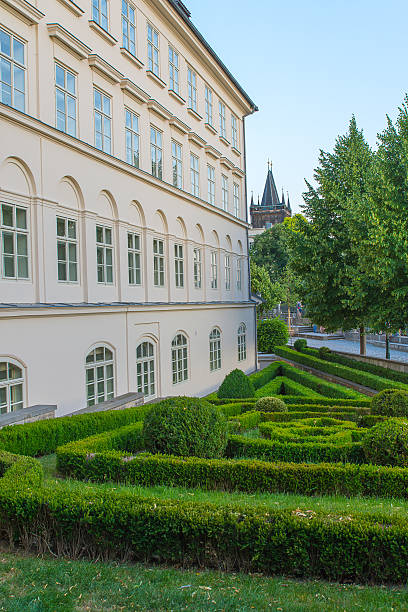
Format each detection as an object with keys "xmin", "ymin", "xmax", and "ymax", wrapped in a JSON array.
[
  {"xmin": 318, "ymin": 346, "xmax": 331, "ymax": 360},
  {"xmin": 257, "ymin": 318, "xmax": 289, "ymax": 353},
  {"xmin": 362, "ymin": 418, "xmax": 408, "ymax": 466},
  {"xmin": 371, "ymin": 389, "xmax": 408, "ymax": 417},
  {"xmin": 254, "ymin": 396, "xmax": 288, "ymax": 413},
  {"xmin": 142, "ymin": 397, "xmax": 227, "ymax": 458},
  {"xmin": 217, "ymin": 369, "xmax": 255, "ymax": 399},
  {"xmin": 294, "ymin": 338, "xmax": 307, "ymax": 352}
]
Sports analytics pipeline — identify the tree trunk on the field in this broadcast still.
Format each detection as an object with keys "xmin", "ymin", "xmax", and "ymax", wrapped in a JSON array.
[
  {"xmin": 385, "ymin": 333, "xmax": 390, "ymax": 360},
  {"xmin": 287, "ymin": 303, "xmax": 291, "ymax": 336},
  {"xmin": 359, "ymin": 326, "xmax": 366, "ymax": 356}
]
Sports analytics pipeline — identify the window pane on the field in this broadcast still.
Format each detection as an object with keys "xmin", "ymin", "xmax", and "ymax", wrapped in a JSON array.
[
  {"xmin": 67, "ymin": 220, "xmax": 76, "ymax": 239},
  {"xmin": 2, "ymin": 205, "xmax": 13, "ymax": 227},
  {"xmin": 0, "ymin": 30, "xmax": 11, "ymax": 57},
  {"xmin": 13, "ymin": 38, "xmax": 24, "ymax": 64},
  {"xmin": 67, "ymin": 71, "xmax": 75, "ymax": 94}
]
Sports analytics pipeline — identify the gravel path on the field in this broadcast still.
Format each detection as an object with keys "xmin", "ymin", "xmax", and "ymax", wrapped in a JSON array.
[{"xmin": 288, "ymin": 336, "xmax": 408, "ymax": 363}]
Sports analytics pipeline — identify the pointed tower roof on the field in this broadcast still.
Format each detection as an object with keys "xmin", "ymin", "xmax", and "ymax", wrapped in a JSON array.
[
  {"xmin": 260, "ymin": 164, "xmax": 281, "ymax": 208},
  {"xmin": 287, "ymin": 192, "xmax": 291, "ymax": 211},
  {"xmin": 250, "ymin": 192, "xmax": 254, "ymax": 207},
  {"xmin": 281, "ymin": 189, "xmax": 285, "ymax": 206}
]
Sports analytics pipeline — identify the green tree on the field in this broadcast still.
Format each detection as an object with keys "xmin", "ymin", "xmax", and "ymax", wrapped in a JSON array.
[
  {"xmin": 250, "ymin": 223, "xmax": 289, "ymax": 282},
  {"xmin": 250, "ymin": 260, "xmax": 284, "ymax": 318}
]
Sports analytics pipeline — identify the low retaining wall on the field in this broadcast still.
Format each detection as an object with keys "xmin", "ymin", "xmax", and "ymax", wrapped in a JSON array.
[
  {"xmin": 0, "ymin": 405, "xmax": 56, "ymax": 429},
  {"xmin": 329, "ymin": 349, "xmax": 408, "ymax": 374},
  {"xmin": 65, "ymin": 392, "xmax": 144, "ymax": 416}
]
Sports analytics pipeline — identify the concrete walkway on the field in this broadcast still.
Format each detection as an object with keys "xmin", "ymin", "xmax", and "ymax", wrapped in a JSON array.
[{"xmin": 289, "ymin": 336, "xmax": 408, "ymax": 363}]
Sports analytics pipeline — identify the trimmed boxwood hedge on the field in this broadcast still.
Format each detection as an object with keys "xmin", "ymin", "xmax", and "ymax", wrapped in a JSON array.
[{"xmin": 254, "ymin": 376, "xmax": 322, "ymax": 399}]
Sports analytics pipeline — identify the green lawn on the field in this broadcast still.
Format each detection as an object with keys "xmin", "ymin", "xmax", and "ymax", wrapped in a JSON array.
[{"xmin": 0, "ymin": 552, "xmax": 407, "ymax": 611}]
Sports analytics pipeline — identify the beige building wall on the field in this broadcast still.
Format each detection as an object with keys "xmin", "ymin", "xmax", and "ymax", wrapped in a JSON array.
[{"xmin": 0, "ymin": 0, "xmax": 257, "ymax": 415}]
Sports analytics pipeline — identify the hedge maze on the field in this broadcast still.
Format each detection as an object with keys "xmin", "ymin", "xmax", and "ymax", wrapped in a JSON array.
[{"xmin": 3, "ymin": 354, "xmax": 408, "ymax": 584}]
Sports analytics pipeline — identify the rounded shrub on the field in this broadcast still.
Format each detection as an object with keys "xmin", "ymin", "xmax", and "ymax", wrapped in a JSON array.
[
  {"xmin": 371, "ymin": 389, "xmax": 408, "ymax": 417},
  {"xmin": 318, "ymin": 346, "xmax": 331, "ymax": 360},
  {"xmin": 217, "ymin": 369, "xmax": 255, "ymax": 399},
  {"xmin": 257, "ymin": 318, "xmax": 289, "ymax": 353},
  {"xmin": 255, "ymin": 396, "xmax": 288, "ymax": 413},
  {"xmin": 294, "ymin": 338, "xmax": 307, "ymax": 352},
  {"xmin": 362, "ymin": 418, "xmax": 408, "ymax": 466},
  {"xmin": 142, "ymin": 397, "xmax": 227, "ymax": 458}
]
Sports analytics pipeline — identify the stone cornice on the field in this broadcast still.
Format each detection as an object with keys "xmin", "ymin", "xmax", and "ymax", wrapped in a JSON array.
[
  {"xmin": 88, "ymin": 54, "xmax": 123, "ymax": 84},
  {"xmin": 47, "ymin": 24, "xmax": 91, "ymax": 60},
  {"xmin": 2, "ymin": 0, "xmax": 44, "ymax": 24},
  {"xmin": 147, "ymin": 99, "xmax": 173, "ymax": 120},
  {"xmin": 56, "ymin": 0, "xmax": 84, "ymax": 16},
  {"xmin": 120, "ymin": 79, "xmax": 150, "ymax": 104},
  {"xmin": 169, "ymin": 116, "xmax": 190, "ymax": 134}
]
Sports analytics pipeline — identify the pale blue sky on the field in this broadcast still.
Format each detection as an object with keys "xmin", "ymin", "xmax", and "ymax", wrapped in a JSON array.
[{"xmin": 187, "ymin": 0, "xmax": 408, "ymax": 213}]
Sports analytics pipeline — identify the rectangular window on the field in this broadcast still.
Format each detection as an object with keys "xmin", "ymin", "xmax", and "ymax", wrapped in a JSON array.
[
  {"xmin": 125, "ymin": 108, "xmax": 139, "ymax": 168},
  {"xmin": 128, "ymin": 231, "xmax": 141, "ymax": 285},
  {"xmin": 55, "ymin": 64, "xmax": 76, "ymax": 137},
  {"xmin": 193, "ymin": 247, "xmax": 201, "ymax": 289},
  {"xmin": 0, "ymin": 202, "xmax": 28, "ymax": 279},
  {"xmin": 210, "ymin": 250, "xmax": 217, "ymax": 289},
  {"xmin": 57, "ymin": 216, "xmax": 78, "ymax": 282},
  {"xmin": 153, "ymin": 238, "xmax": 164, "ymax": 287},
  {"xmin": 168, "ymin": 46, "xmax": 179, "ymax": 94},
  {"xmin": 224, "ymin": 254, "xmax": 231, "ymax": 291},
  {"xmin": 0, "ymin": 27, "xmax": 25, "ymax": 112},
  {"xmin": 122, "ymin": 0, "xmax": 136, "ymax": 56},
  {"xmin": 231, "ymin": 114, "xmax": 238, "ymax": 149},
  {"xmin": 237, "ymin": 257, "xmax": 242, "ymax": 291},
  {"xmin": 147, "ymin": 23, "xmax": 159, "ymax": 76},
  {"xmin": 205, "ymin": 85, "xmax": 213, "ymax": 125},
  {"xmin": 187, "ymin": 67, "xmax": 197, "ymax": 111},
  {"xmin": 150, "ymin": 126, "xmax": 162, "ymax": 179},
  {"xmin": 233, "ymin": 182, "xmax": 240, "ymax": 217},
  {"xmin": 174, "ymin": 243, "xmax": 184, "ymax": 288},
  {"xmin": 92, "ymin": 0, "xmax": 108, "ymax": 31},
  {"xmin": 207, "ymin": 164, "xmax": 215, "ymax": 205},
  {"xmin": 94, "ymin": 88, "xmax": 111, "ymax": 154},
  {"xmin": 221, "ymin": 175, "xmax": 229, "ymax": 211},
  {"xmin": 96, "ymin": 224, "xmax": 113, "ymax": 284},
  {"xmin": 219, "ymin": 101, "xmax": 226, "ymax": 139},
  {"xmin": 172, "ymin": 140, "xmax": 183, "ymax": 188},
  {"xmin": 190, "ymin": 154, "xmax": 199, "ymax": 197}
]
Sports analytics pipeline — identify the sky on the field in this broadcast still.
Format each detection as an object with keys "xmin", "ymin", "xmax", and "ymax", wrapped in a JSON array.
[{"xmin": 187, "ymin": 0, "xmax": 408, "ymax": 213}]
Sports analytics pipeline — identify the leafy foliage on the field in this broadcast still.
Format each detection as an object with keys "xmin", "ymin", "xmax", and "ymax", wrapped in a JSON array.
[
  {"xmin": 363, "ymin": 419, "xmax": 408, "ymax": 466},
  {"xmin": 294, "ymin": 339, "xmax": 307, "ymax": 351},
  {"xmin": 254, "ymin": 397, "xmax": 288, "ymax": 412},
  {"xmin": 218, "ymin": 369, "xmax": 255, "ymax": 399},
  {"xmin": 257, "ymin": 318, "xmax": 289, "ymax": 353},
  {"xmin": 371, "ymin": 389, "xmax": 408, "ymax": 417}
]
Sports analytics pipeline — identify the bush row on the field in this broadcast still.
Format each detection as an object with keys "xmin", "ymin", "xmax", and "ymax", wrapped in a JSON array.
[
  {"xmin": 259, "ymin": 418, "xmax": 359, "ymax": 445},
  {"xmin": 3, "ymin": 454, "xmax": 408, "ymax": 583},
  {"xmin": 254, "ymin": 376, "xmax": 322, "ymax": 399},
  {"xmin": 275, "ymin": 346, "xmax": 408, "ymax": 393},
  {"xmin": 212, "ymin": 396, "xmax": 371, "ymax": 408},
  {"xmin": 280, "ymin": 361, "xmax": 365, "ymax": 399}
]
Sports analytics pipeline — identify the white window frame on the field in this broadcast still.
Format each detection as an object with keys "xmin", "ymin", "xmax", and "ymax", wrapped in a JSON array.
[
  {"xmin": 209, "ymin": 328, "xmax": 221, "ymax": 372},
  {"xmin": 168, "ymin": 46, "xmax": 179, "ymax": 94},
  {"xmin": 96, "ymin": 224, "xmax": 113, "ymax": 284},
  {"xmin": 193, "ymin": 247, "xmax": 201, "ymax": 289},
  {"xmin": 136, "ymin": 340, "xmax": 156, "ymax": 398},
  {"xmin": 171, "ymin": 140, "xmax": 183, "ymax": 189},
  {"xmin": 94, "ymin": 88, "xmax": 112, "ymax": 154},
  {"xmin": 92, "ymin": 0, "xmax": 109, "ymax": 31},
  {"xmin": 0, "ymin": 202, "xmax": 29, "ymax": 280},
  {"xmin": 147, "ymin": 23, "xmax": 160, "ymax": 76},
  {"xmin": 57, "ymin": 216, "xmax": 78, "ymax": 283},
  {"xmin": 125, "ymin": 108, "xmax": 140, "ymax": 168},
  {"xmin": 0, "ymin": 26, "xmax": 26, "ymax": 112},
  {"xmin": 122, "ymin": 0, "xmax": 136, "ymax": 56},
  {"xmin": 221, "ymin": 175, "xmax": 229, "ymax": 211},
  {"xmin": 172, "ymin": 333, "xmax": 188, "ymax": 384},
  {"xmin": 233, "ymin": 182, "xmax": 240, "ymax": 217},
  {"xmin": 174, "ymin": 243, "xmax": 184, "ymax": 288},
  {"xmin": 153, "ymin": 237, "xmax": 165, "ymax": 287},
  {"xmin": 187, "ymin": 67, "xmax": 197, "ymax": 111},
  {"xmin": 0, "ymin": 360, "xmax": 24, "ymax": 413},
  {"xmin": 55, "ymin": 63, "xmax": 76, "ymax": 137},
  {"xmin": 210, "ymin": 250, "xmax": 217, "ymax": 289},
  {"xmin": 207, "ymin": 164, "xmax": 215, "ymax": 205},
  {"xmin": 237, "ymin": 257, "xmax": 242, "ymax": 291},
  {"xmin": 238, "ymin": 323, "xmax": 247, "ymax": 362},
  {"xmin": 128, "ymin": 231, "xmax": 141, "ymax": 285},
  {"xmin": 85, "ymin": 345, "xmax": 114, "ymax": 407},
  {"xmin": 231, "ymin": 114, "xmax": 238, "ymax": 149},
  {"xmin": 190, "ymin": 153, "xmax": 199, "ymax": 197},
  {"xmin": 205, "ymin": 85, "xmax": 213, "ymax": 125},
  {"xmin": 150, "ymin": 125, "xmax": 163, "ymax": 179},
  {"xmin": 219, "ymin": 101, "xmax": 226, "ymax": 139},
  {"xmin": 224, "ymin": 254, "xmax": 231, "ymax": 291}
]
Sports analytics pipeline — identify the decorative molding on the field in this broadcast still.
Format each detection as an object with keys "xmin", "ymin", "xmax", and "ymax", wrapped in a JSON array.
[
  {"xmin": 219, "ymin": 135, "xmax": 230, "ymax": 147},
  {"xmin": 88, "ymin": 54, "xmax": 123, "ymax": 84},
  {"xmin": 2, "ymin": 0, "xmax": 44, "ymax": 24},
  {"xmin": 205, "ymin": 144, "xmax": 221, "ymax": 159},
  {"xmin": 188, "ymin": 132, "xmax": 206, "ymax": 148},
  {"xmin": 168, "ymin": 89, "xmax": 185, "ymax": 105},
  {"xmin": 147, "ymin": 99, "xmax": 172, "ymax": 120},
  {"xmin": 120, "ymin": 47, "xmax": 144, "ymax": 69},
  {"xmin": 47, "ymin": 24, "xmax": 91, "ymax": 60},
  {"xmin": 169, "ymin": 116, "xmax": 190, "ymax": 134},
  {"xmin": 56, "ymin": 0, "xmax": 84, "ymax": 16},
  {"xmin": 205, "ymin": 122, "xmax": 217, "ymax": 135},
  {"xmin": 120, "ymin": 79, "xmax": 149, "ymax": 104},
  {"xmin": 232, "ymin": 166, "xmax": 245, "ymax": 178},
  {"xmin": 187, "ymin": 107, "xmax": 202, "ymax": 122},
  {"xmin": 146, "ymin": 70, "xmax": 166, "ymax": 89},
  {"xmin": 231, "ymin": 146, "xmax": 241, "ymax": 157},
  {"xmin": 220, "ymin": 156, "xmax": 234, "ymax": 170},
  {"xmin": 88, "ymin": 20, "xmax": 117, "ymax": 45}
]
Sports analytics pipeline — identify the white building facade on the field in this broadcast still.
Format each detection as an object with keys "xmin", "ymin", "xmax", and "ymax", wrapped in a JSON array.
[{"xmin": 0, "ymin": 0, "xmax": 257, "ymax": 415}]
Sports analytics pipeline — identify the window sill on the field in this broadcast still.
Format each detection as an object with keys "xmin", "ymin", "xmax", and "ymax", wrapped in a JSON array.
[
  {"xmin": 231, "ymin": 146, "xmax": 241, "ymax": 157},
  {"xmin": 205, "ymin": 122, "xmax": 217, "ymax": 135},
  {"xmin": 168, "ymin": 89, "xmax": 185, "ymax": 105},
  {"xmin": 120, "ymin": 47, "xmax": 144, "ymax": 69},
  {"xmin": 88, "ymin": 20, "xmax": 117, "ymax": 46},
  {"xmin": 219, "ymin": 135, "xmax": 230, "ymax": 146},
  {"xmin": 187, "ymin": 107, "xmax": 202, "ymax": 122},
  {"xmin": 56, "ymin": 0, "xmax": 84, "ymax": 16},
  {"xmin": 146, "ymin": 70, "xmax": 166, "ymax": 88}
]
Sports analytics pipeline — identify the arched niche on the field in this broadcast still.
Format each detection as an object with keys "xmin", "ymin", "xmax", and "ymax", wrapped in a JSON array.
[{"xmin": 0, "ymin": 156, "xmax": 36, "ymax": 197}]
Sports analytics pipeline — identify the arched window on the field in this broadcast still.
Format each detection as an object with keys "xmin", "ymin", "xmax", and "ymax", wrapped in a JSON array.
[
  {"xmin": 0, "ymin": 361, "xmax": 24, "ymax": 413},
  {"xmin": 85, "ymin": 346, "xmax": 114, "ymax": 406},
  {"xmin": 172, "ymin": 333, "xmax": 188, "ymax": 384},
  {"xmin": 136, "ymin": 341, "xmax": 155, "ymax": 398},
  {"xmin": 209, "ymin": 328, "xmax": 221, "ymax": 371},
  {"xmin": 238, "ymin": 323, "xmax": 247, "ymax": 362}
]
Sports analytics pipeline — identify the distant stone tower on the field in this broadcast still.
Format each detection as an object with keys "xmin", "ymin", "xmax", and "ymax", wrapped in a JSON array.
[{"xmin": 250, "ymin": 163, "xmax": 292, "ymax": 231}]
